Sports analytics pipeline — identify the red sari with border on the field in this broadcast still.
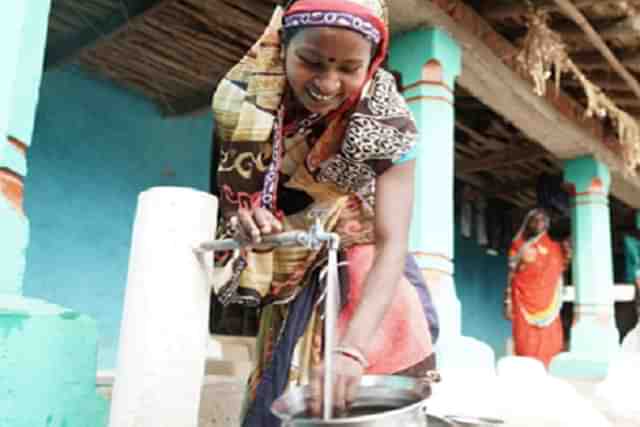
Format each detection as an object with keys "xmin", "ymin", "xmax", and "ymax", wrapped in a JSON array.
[{"xmin": 509, "ymin": 232, "xmax": 566, "ymax": 367}]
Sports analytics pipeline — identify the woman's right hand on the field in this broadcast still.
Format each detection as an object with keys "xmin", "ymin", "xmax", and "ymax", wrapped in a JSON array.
[
  {"xmin": 503, "ymin": 300, "xmax": 513, "ymax": 321},
  {"xmin": 308, "ymin": 352, "xmax": 365, "ymax": 417},
  {"xmin": 231, "ymin": 207, "xmax": 283, "ymax": 244},
  {"xmin": 503, "ymin": 285, "xmax": 513, "ymax": 321}
]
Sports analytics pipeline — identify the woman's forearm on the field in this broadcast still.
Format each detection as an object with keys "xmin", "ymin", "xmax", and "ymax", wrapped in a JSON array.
[
  {"xmin": 339, "ymin": 239, "xmax": 406, "ymax": 354},
  {"xmin": 340, "ymin": 160, "xmax": 415, "ymax": 355}
]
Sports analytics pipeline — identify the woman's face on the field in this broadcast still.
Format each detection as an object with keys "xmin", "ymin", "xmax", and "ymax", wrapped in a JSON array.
[
  {"xmin": 527, "ymin": 212, "xmax": 547, "ymax": 234},
  {"xmin": 284, "ymin": 27, "xmax": 373, "ymax": 115}
]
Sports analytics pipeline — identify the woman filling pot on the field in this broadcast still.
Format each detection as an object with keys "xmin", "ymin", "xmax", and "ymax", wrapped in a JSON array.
[{"xmin": 211, "ymin": 0, "xmax": 438, "ymax": 424}]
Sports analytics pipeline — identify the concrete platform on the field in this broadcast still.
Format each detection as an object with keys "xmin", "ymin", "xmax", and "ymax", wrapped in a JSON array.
[
  {"xmin": 98, "ymin": 335, "xmax": 255, "ymax": 426},
  {"xmin": 564, "ymin": 378, "xmax": 639, "ymax": 427}
]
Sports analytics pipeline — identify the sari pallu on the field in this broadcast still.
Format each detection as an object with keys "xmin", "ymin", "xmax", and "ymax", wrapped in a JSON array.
[{"xmin": 508, "ymin": 232, "xmax": 566, "ymax": 367}]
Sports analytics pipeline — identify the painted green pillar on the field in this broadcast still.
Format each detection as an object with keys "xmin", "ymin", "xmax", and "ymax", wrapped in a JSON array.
[
  {"xmin": 0, "ymin": 1, "xmax": 29, "ymax": 295},
  {"xmin": 0, "ymin": 3, "xmax": 108, "ymax": 426},
  {"xmin": 549, "ymin": 155, "xmax": 619, "ymax": 379},
  {"xmin": 390, "ymin": 29, "xmax": 474, "ymax": 366}
]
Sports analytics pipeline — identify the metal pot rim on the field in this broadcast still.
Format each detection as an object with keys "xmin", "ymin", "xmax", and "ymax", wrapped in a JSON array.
[
  {"xmin": 444, "ymin": 414, "xmax": 505, "ymax": 426},
  {"xmin": 271, "ymin": 375, "xmax": 431, "ymax": 425}
]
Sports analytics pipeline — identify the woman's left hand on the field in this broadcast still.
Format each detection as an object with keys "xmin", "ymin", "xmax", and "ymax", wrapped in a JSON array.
[
  {"xmin": 308, "ymin": 352, "xmax": 364, "ymax": 417},
  {"xmin": 562, "ymin": 239, "xmax": 572, "ymax": 261}
]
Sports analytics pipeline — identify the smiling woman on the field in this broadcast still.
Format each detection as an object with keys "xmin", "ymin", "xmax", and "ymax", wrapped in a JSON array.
[
  {"xmin": 210, "ymin": 1, "xmax": 436, "ymax": 425},
  {"xmin": 283, "ymin": 26, "xmax": 372, "ymax": 116}
]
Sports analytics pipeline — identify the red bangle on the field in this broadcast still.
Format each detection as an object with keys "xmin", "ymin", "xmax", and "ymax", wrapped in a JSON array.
[{"xmin": 333, "ymin": 346, "xmax": 368, "ymax": 369}]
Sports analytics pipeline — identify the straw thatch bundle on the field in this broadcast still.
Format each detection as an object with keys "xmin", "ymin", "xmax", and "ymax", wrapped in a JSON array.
[{"xmin": 515, "ymin": 9, "xmax": 640, "ymax": 173}]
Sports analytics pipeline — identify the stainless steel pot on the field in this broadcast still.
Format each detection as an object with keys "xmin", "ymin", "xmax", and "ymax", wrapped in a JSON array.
[
  {"xmin": 442, "ymin": 415, "xmax": 504, "ymax": 426},
  {"xmin": 271, "ymin": 375, "xmax": 432, "ymax": 427}
]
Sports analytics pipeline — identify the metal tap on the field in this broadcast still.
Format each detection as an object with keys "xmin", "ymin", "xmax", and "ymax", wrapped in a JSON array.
[
  {"xmin": 194, "ymin": 210, "xmax": 340, "ymax": 253},
  {"xmin": 194, "ymin": 210, "xmax": 340, "ymax": 420}
]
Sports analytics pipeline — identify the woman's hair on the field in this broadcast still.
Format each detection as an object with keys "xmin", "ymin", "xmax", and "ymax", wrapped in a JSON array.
[
  {"xmin": 281, "ymin": 27, "xmax": 303, "ymax": 47},
  {"xmin": 283, "ymin": 0, "xmax": 298, "ymax": 9},
  {"xmin": 524, "ymin": 209, "xmax": 549, "ymax": 235}
]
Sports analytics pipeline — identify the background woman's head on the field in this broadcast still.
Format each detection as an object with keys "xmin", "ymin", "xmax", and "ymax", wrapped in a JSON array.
[
  {"xmin": 526, "ymin": 209, "xmax": 549, "ymax": 236},
  {"xmin": 280, "ymin": 0, "xmax": 388, "ymax": 115}
]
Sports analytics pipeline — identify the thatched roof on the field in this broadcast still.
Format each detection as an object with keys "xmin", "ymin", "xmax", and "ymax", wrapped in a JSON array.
[
  {"xmin": 43, "ymin": 0, "xmax": 640, "ymax": 219},
  {"xmin": 46, "ymin": 0, "xmax": 278, "ymax": 115}
]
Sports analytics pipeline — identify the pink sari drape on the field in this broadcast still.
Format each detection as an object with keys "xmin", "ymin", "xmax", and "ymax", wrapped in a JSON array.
[{"xmin": 337, "ymin": 244, "xmax": 432, "ymax": 373}]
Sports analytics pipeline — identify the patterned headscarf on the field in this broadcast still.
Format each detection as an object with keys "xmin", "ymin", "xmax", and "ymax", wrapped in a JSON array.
[{"xmin": 284, "ymin": 2, "xmax": 385, "ymax": 44}]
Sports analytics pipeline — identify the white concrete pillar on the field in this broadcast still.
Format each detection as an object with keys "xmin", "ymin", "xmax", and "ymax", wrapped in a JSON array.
[{"xmin": 109, "ymin": 187, "xmax": 217, "ymax": 427}]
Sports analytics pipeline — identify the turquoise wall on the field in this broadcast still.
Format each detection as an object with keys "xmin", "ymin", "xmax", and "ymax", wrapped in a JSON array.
[
  {"xmin": 23, "ymin": 66, "xmax": 212, "ymax": 369},
  {"xmin": 455, "ymin": 229, "xmax": 511, "ymax": 359}
]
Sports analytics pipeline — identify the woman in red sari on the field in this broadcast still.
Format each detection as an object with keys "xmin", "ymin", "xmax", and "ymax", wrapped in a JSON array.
[{"xmin": 505, "ymin": 209, "xmax": 570, "ymax": 367}]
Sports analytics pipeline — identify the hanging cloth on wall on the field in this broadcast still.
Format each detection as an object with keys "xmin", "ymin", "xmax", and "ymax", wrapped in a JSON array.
[
  {"xmin": 459, "ymin": 183, "xmax": 475, "ymax": 239},
  {"xmin": 486, "ymin": 198, "xmax": 511, "ymax": 255},
  {"xmin": 476, "ymin": 195, "xmax": 488, "ymax": 247}
]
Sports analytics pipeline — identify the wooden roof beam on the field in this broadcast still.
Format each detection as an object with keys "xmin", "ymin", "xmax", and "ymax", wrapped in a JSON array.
[
  {"xmin": 557, "ymin": 15, "xmax": 640, "ymax": 43},
  {"xmin": 590, "ymin": 96, "xmax": 640, "ymax": 108},
  {"xmin": 572, "ymin": 50, "xmax": 640, "ymax": 71},
  {"xmin": 45, "ymin": 0, "xmax": 167, "ymax": 69},
  {"xmin": 482, "ymin": 0, "xmax": 603, "ymax": 21},
  {"xmin": 552, "ymin": 0, "xmax": 640, "ymax": 104},
  {"xmin": 455, "ymin": 120, "xmax": 506, "ymax": 151},
  {"xmin": 456, "ymin": 146, "xmax": 548, "ymax": 174},
  {"xmin": 455, "ymin": 173, "xmax": 531, "ymax": 207},
  {"xmin": 388, "ymin": 0, "xmax": 640, "ymax": 208},
  {"xmin": 562, "ymin": 73, "xmax": 636, "ymax": 92},
  {"xmin": 486, "ymin": 178, "xmax": 538, "ymax": 198}
]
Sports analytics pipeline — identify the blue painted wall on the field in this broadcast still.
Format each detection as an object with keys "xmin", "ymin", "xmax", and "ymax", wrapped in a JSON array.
[
  {"xmin": 455, "ymin": 229, "xmax": 511, "ymax": 359},
  {"xmin": 23, "ymin": 66, "xmax": 212, "ymax": 369}
]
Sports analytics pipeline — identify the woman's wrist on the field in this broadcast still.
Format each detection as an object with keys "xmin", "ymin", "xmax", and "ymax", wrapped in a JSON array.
[{"xmin": 333, "ymin": 345, "xmax": 368, "ymax": 369}]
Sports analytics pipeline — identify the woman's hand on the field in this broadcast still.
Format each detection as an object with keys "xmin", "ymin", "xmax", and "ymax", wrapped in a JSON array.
[
  {"xmin": 308, "ymin": 352, "xmax": 364, "ymax": 417},
  {"xmin": 562, "ymin": 239, "xmax": 572, "ymax": 259},
  {"xmin": 503, "ymin": 285, "xmax": 513, "ymax": 321},
  {"xmin": 231, "ymin": 207, "xmax": 282, "ymax": 244},
  {"xmin": 522, "ymin": 246, "xmax": 537, "ymax": 263},
  {"xmin": 503, "ymin": 299, "xmax": 513, "ymax": 321}
]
